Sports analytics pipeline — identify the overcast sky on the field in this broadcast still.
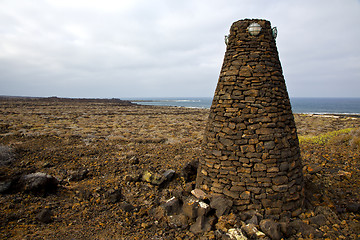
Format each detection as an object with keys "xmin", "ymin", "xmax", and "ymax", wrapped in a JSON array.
[{"xmin": 1, "ymin": 0, "xmax": 359, "ymax": 98}]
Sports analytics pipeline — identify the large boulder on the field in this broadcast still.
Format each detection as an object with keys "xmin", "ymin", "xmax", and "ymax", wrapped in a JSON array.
[
  {"xmin": 0, "ymin": 145, "xmax": 14, "ymax": 166},
  {"xmin": 19, "ymin": 172, "xmax": 58, "ymax": 194},
  {"xmin": 210, "ymin": 196, "xmax": 233, "ymax": 218},
  {"xmin": 142, "ymin": 169, "xmax": 176, "ymax": 186},
  {"xmin": 260, "ymin": 219, "xmax": 282, "ymax": 240}
]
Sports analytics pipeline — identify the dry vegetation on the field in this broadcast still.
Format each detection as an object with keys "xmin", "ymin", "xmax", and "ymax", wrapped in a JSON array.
[{"xmin": 0, "ymin": 98, "xmax": 359, "ymax": 239}]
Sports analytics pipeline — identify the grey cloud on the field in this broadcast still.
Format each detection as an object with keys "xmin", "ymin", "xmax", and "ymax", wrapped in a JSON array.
[{"xmin": 0, "ymin": 0, "xmax": 359, "ymax": 98}]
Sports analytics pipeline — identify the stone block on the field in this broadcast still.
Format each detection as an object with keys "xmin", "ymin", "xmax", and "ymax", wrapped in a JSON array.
[
  {"xmin": 247, "ymin": 187, "xmax": 261, "ymax": 194},
  {"xmin": 220, "ymin": 137, "xmax": 234, "ymax": 146},
  {"xmin": 190, "ymin": 215, "xmax": 212, "ymax": 234},
  {"xmin": 241, "ymin": 224, "xmax": 266, "ymax": 239},
  {"xmin": 260, "ymin": 219, "xmax": 283, "ymax": 240},
  {"xmin": 197, "ymin": 201, "xmax": 211, "ymax": 217},
  {"xmin": 267, "ymin": 167, "xmax": 279, "ymax": 173},
  {"xmin": 230, "ymin": 185, "xmax": 246, "ymax": 192},
  {"xmin": 256, "ymin": 128, "xmax": 274, "ymax": 135},
  {"xmin": 240, "ymin": 145, "xmax": 255, "ymax": 153},
  {"xmin": 234, "ymin": 199, "xmax": 251, "ymax": 206},
  {"xmin": 272, "ymin": 175, "xmax": 288, "ymax": 185},
  {"xmin": 191, "ymin": 189, "xmax": 207, "ymax": 200},
  {"xmin": 272, "ymin": 184, "xmax": 288, "ymax": 192},
  {"xmin": 254, "ymin": 193, "xmax": 267, "ymax": 199},
  {"xmin": 264, "ymin": 141, "xmax": 275, "ymax": 149},
  {"xmin": 239, "ymin": 66, "xmax": 252, "ymax": 77},
  {"xmin": 240, "ymin": 191, "xmax": 251, "ymax": 200},
  {"xmin": 223, "ymin": 189, "xmax": 239, "ymax": 199},
  {"xmin": 211, "ymin": 187, "xmax": 223, "ymax": 193},
  {"xmin": 237, "ymin": 167, "xmax": 251, "ymax": 174},
  {"xmin": 210, "ymin": 196, "xmax": 233, "ymax": 217},
  {"xmin": 225, "ymin": 69, "xmax": 239, "ymax": 76},
  {"xmin": 161, "ymin": 197, "xmax": 181, "ymax": 215},
  {"xmin": 212, "ymin": 150, "xmax": 222, "ymax": 157},
  {"xmin": 265, "ymin": 208, "xmax": 281, "ymax": 216},
  {"xmin": 254, "ymin": 163, "xmax": 267, "ymax": 171},
  {"xmin": 182, "ymin": 197, "xmax": 199, "ymax": 219}
]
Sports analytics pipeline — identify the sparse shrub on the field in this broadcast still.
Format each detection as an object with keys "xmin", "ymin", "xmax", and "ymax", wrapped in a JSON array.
[
  {"xmin": 0, "ymin": 144, "xmax": 14, "ymax": 166},
  {"xmin": 300, "ymin": 127, "xmax": 360, "ymax": 150},
  {"xmin": 349, "ymin": 128, "xmax": 360, "ymax": 150},
  {"xmin": 328, "ymin": 133, "xmax": 352, "ymax": 145}
]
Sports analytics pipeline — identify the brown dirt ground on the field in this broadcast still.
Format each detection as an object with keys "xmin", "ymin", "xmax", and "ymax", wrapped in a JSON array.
[{"xmin": 0, "ymin": 98, "xmax": 359, "ymax": 239}]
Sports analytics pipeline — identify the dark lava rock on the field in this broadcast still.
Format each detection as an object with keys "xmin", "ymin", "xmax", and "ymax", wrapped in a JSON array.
[
  {"xmin": 162, "ymin": 169, "xmax": 175, "ymax": 181},
  {"xmin": 0, "ymin": 180, "xmax": 12, "ymax": 194},
  {"xmin": 260, "ymin": 219, "xmax": 282, "ymax": 240},
  {"xmin": 68, "ymin": 169, "xmax": 89, "ymax": 181},
  {"xmin": 191, "ymin": 188, "xmax": 207, "ymax": 200},
  {"xmin": 190, "ymin": 215, "xmax": 212, "ymax": 234},
  {"xmin": 306, "ymin": 164, "xmax": 322, "ymax": 174},
  {"xmin": 152, "ymin": 206, "xmax": 166, "ymax": 220},
  {"xmin": 119, "ymin": 202, "xmax": 135, "ymax": 212},
  {"xmin": 184, "ymin": 182, "xmax": 195, "ymax": 193},
  {"xmin": 197, "ymin": 201, "xmax": 211, "ymax": 217},
  {"xmin": 315, "ymin": 206, "xmax": 340, "ymax": 225},
  {"xmin": 129, "ymin": 156, "xmax": 139, "ymax": 164},
  {"xmin": 182, "ymin": 197, "xmax": 199, "ymax": 219},
  {"xmin": 123, "ymin": 174, "xmax": 141, "ymax": 182},
  {"xmin": 36, "ymin": 208, "xmax": 53, "ymax": 223},
  {"xmin": 142, "ymin": 171, "xmax": 167, "ymax": 186},
  {"xmin": 0, "ymin": 145, "xmax": 14, "ymax": 166},
  {"xmin": 210, "ymin": 196, "xmax": 233, "ymax": 218},
  {"xmin": 309, "ymin": 214, "xmax": 327, "ymax": 227},
  {"xmin": 19, "ymin": 172, "xmax": 58, "ymax": 194},
  {"xmin": 287, "ymin": 220, "xmax": 323, "ymax": 238},
  {"xmin": 181, "ymin": 159, "xmax": 198, "ymax": 182},
  {"xmin": 105, "ymin": 189, "xmax": 122, "ymax": 203},
  {"xmin": 347, "ymin": 202, "xmax": 360, "ymax": 213},
  {"xmin": 161, "ymin": 197, "xmax": 181, "ymax": 215},
  {"xmin": 167, "ymin": 214, "xmax": 189, "ymax": 229},
  {"xmin": 246, "ymin": 214, "xmax": 259, "ymax": 225},
  {"xmin": 151, "ymin": 173, "xmax": 167, "ymax": 186},
  {"xmin": 241, "ymin": 223, "xmax": 266, "ymax": 239}
]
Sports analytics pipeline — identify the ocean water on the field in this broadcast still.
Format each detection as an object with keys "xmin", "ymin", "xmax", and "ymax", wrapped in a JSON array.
[{"xmin": 129, "ymin": 97, "xmax": 360, "ymax": 114}]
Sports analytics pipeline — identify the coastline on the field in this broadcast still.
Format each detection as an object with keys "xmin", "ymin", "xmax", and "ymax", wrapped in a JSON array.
[{"xmin": 128, "ymin": 97, "xmax": 360, "ymax": 115}]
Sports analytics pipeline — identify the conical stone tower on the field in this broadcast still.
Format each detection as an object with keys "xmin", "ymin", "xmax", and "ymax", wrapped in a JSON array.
[{"xmin": 196, "ymin": 19, "xmax": 304, "ymax": 219}]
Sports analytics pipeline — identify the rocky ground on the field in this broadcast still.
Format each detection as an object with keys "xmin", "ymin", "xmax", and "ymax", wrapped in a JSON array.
[{"xmin": 0, "ymin": 97, "xmax": 359, "ymax": 239}]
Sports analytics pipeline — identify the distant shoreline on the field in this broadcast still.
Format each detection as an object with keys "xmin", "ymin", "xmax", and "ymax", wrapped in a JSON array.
[
  {"xmin": 1, "ymin": 96, "xmax": 360, "ymax": 116},
  {"xmin": 298, "ymin": 113, "xmax": 360, "ymax": 118},
  {"xmin": 128, "ymin": 97, "xmax": 360, "ymax": 115},
  {"xmin": 0, "ymin": 96, "xmax": 135, "ymax": 105}
]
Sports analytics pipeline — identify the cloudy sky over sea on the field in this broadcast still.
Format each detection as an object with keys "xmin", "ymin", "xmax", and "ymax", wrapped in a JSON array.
[{"xmin": 1, "ymin": 0, "xmax": 359, "ymax": 98}]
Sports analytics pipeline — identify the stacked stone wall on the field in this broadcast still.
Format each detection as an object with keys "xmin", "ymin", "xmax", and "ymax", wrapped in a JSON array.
[{"xmin": 196, "ymin": 19, "xmax": 304, "ymax": 219}]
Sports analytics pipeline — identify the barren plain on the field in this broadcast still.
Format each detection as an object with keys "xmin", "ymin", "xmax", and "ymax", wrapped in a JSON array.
[{"xmin": 0, "ymin": 97, "xmax": 359, "ymax": 239}]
